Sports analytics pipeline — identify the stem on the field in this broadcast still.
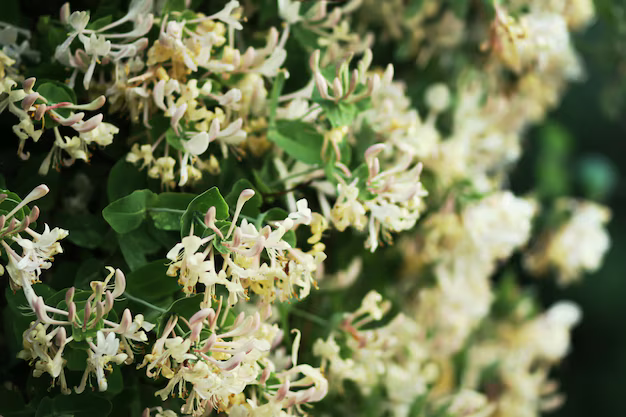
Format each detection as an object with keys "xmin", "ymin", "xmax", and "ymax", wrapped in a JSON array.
[
  {"xmin": 289, "ymin": 308, "xmax": 329, "ymax": 327},
  {"xmin": 267, "ymin": 166, "xmax": 321, "ymax": 187},
  {"xmin": 124, "ymin": 292, "xmax": 168, "ymax": 313},
  {"xmin": 148, "ymin": 208, "xmax": 185, "ymax": 214}
]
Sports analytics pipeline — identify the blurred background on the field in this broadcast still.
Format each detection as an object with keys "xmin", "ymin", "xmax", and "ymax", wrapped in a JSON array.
[{"xmin": 510, "ymin": 1, "xmax": 626, "ymax": 415}]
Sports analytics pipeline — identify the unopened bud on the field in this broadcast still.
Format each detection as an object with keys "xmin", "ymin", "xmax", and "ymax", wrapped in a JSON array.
[
  {"xmin": 21, "ymin": 93, "xmax": 39, "ymax": 111},
  {"xmin": 72, "ymin": 113, "xmax": 103, "ymax": 133},
  {"xmin": 28, "ymin": 206, "xmax": 40, "ymax": 223},
  {"xmin": 22, "ymin": 77, "xmax": 36, "ymax": 93}
]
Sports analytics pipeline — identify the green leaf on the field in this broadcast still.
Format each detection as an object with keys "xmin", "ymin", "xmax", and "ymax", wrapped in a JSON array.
[
  {"xmin": 319, "ymin": 101, "xmax": 359, "ymax": 128},
  {"xmin": 406, "ymin": 0, "xmax": 424, "ymax": 17},
  {"xmin": 73, "ymin": 259, "xmax": 106, "ymax": 290},
  {"xmin": 55, "ymin": 212, "xmax": 107, "ymax": 249},
  {"xmin": 268, "ymin": 71, "xmax": 286, "ymax": 127},
  {"xmin": 225, "ymin": 179, "xmax": 262, "ymax": 218},
  {"xmin": 103, "ymin": 189, "xmax": 157, "ymax": 234},
  {"xmin": 157, "ymin": 294, "xmax": 204, "ymax": 334},
  {"xmin": 87, "ymin": 15, "xmax": 113, "ymax": 31},
  {"xmin": 36, "ymin": 81, "xmax": 76, "ymax": 120},
  {"xmin": 210, "ymin": 220, "xmax": 232, "ymax": 254},
  {"xmin": 165, "ymin": 127, "xmax": 186, "ymax": 152},
  {"xmin": 149, "ymin": 192, "xmax": 195, "ymax": 230},
  {"xmin": 125, "ymin": 259, "xmax": 180, "ymax": 301},
  {"xmin": 163, "ymin": 0, "xmax": 186, "ymax": 13},
  {"xmin": 268, "ymin": 120, "xmax": 324, "ymax": 165},
  {"xmin": 64, "ymin": 346, "xmax": 88, "ymax": 371},
  {"xmin": 180, "ymin": 187, "xmax": 229, "ymax": 237},
  {"xmin": 0, "ymin": 189, "xmax": 31, "ymax": 223},
  {"xmin": 117, "ymin": 224, "xmax": 162, "ymax": 271},
  {"xmin": 35, "ymin": 394, "xmax": 112, "ymax": 417},
  {"xmin": 107, "ymin": 159, "xmax": 148, "ymax": 203},
  {"xmin": 36, "ymin": 81, "xmax": 76, "ymax": 105}
]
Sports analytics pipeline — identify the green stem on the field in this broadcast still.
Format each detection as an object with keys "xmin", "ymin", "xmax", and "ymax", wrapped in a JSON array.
[
  {"xmin": 267, "ymin": 166, "xmax": 321, "ymax": 187},
  {"xmin": 124, "ymin": 292, "xmax": 168, "ymax": 313},
  {"xmin": 290, "ymin": 308, "xmax": 328, "ymax": 327},
  {"xmin": 148, "ymin": 208, "xmax": 185, "ymax": 214}
]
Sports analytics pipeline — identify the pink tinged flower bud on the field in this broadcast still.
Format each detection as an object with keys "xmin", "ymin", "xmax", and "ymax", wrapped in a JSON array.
[
  {"xmin": 34, "ymin": 297, "xmax": 67, "ymax": 325},
  {"xmin": 189, "ymin": 322, "xmax": 203, "ymax": 343},
  {"xmin": 135, "ymin": 37, "xmax": 149, "ymax": 52},
  {"xmin": 365, "ymin": 144, "xmax": 386, "ymax": 165},
  {"xmin": 60, "ymin": 3, "xmax": 70, "ymax": 24},
  {"xmin": 55, "ymin": 111, "xmax": 85, "ymax": 126},
  {"xmin": 5, "ymin": 218, "xmax": 17, "ymax": 235},
  {"xmin": 217, "ymin": 118, "xmax": 243, "ymax": 138},
  {"xmin": 111, "ymin": 268, "xmax": 126, "ymax": 298},
  {"xmin": 22, "ymin": 77, "xmax": 37, "ymax": 94},
  {"xmin": 230, "ymin": 227, "xmax": 242, "ymax": 248},
  {"xmin": 56, "ymin": 326, "xmax": 67, "ymax": 347},
  {"xmin": 16, "ymin": 216, "xmax": 30, "ymax": 233},
  {"xmin": 82, "ymin": 302, "xmax": 91, "ymax": 331},
  {"xmin": 197, "ymin": 331, "xmax": 217, "ymax": 353},
  {"xmin": 141, "ymin": 408, "xmax": 151, "ymax": 417},
  {"xmin": 153, "ymin": 79, "xmax": 166, "ymax": 111},
  {"xmin": 241, "ymin": 47, "xmax": 256, "ymax": 69},
  {"xmin": 68, "ymin": 95, "xmax": 106, "ymax": 111},
  {"xmin": 208, "ymin": 117, "xmax": 220, "ymax": 141},
  {"xmin": 314, "ymin": 72, "xmax": 329, "ymax": 100},
  {"xmin": 72, "ymin": 113, "xmax": 103, "ymax": 133},
  {"xmin": 6, "ymin": 185, "xmax": 49, "ymax": 219},
  {"xmin": 34, "ymin": 103, "xmax": 47, "ymax": 121},
  {"xmin": 204, "ymin": 206, "xmax": 224, "ymax": 239},
  {"xmin": 216, "ymin": 351, "xmax": 245, "ymax": 371},
  {"xmin": 171, "ymin": 103, "xmax": 187, "ymax": 134},
  {"xmin": 104, "ymin": 290, "xmax": 114, "ymax": 314},
  {"xmin": 226, "ymin": 189, "xmax": 256, "ymax": 238},
  {"xmin": 309, "ymin": 50, "xmax": 321, "ymax": 73},
  {"xmin": 65, "ymin": 287, "xmax": 75, "ymax": 305},
  {"xmin": 28, "ymin": 206, "xmax": 40, "ymax": 223},
  {"xmin": 33, "ymin": 297, "xmax": 47, "ymax": 322},
  {"xmin": 22, "ymin": 93, "xmax": 40, "ymax": 111},
  {"xmin": 332, "ymin": 78, "xmax": 343, "ymax": 101},
  {"xmin": 68, "ymin": 302, "xmax": 76, "ymax": 323},
  {"xmin": 234, "ymin": 235, "xmax": 265, "ymax": 257},
  {"xmin": 74, "ymin": 49, "xmax": 88, "ymax": 68},
  {"xmin": 0, "ymin": 215, "xmax": 5, "ymax": 231},
  {"xmin": 115, "ymin": 309, "xmax": 132, "ymax": 334},
  {"xmin": 275, "ymin": 379, "xmax": 290, "ymax": 402},
  {"xmin": 92, "ymin": 281, "xmax": 104, "ymax": 300},
  {"xmin": 189, "ymin": 308, "xmax": 213, "ymax": 326},
  {"xmin": 260, "ymin": 367, "xmax": 271, "ymax": 385},
  {"xmin": 344, "ymin": 69, "xmax": 359, "ymax": 98}
]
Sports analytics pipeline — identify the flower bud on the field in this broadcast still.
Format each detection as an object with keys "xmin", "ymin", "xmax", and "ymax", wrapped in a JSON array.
[{"xmin": 22, "ymin": 77, "xmax": 37, "ymax": 94}]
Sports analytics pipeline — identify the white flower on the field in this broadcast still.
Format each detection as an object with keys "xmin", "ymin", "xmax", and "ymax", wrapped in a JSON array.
[
  {"xmin": 84, "ymin": 331, "xmax": 128, "ymax": 392},
  {"xmin": 80, "ymin": 122, "xmax": 119, "ymax": 146}
]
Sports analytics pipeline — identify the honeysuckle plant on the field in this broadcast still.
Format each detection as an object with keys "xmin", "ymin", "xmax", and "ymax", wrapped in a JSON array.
[{"xmin": 0, "ymin": 0, "xmax": 613, "ymax": 416}]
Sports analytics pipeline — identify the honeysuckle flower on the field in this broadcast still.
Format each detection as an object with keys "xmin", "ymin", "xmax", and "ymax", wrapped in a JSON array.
[
  {"xmin": 525, "ymin": 199, "xmax": 611, "ymax": 285},
  {"xmin": 76, "ymin": 331, "xmax": 128, "ymax": 392}
]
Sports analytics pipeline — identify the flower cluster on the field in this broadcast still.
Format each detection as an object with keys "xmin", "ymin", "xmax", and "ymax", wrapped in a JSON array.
[
  {"xmin": 0, "ymin": 0, "xmax": 614, "ymax": 416},
  {"xmin": 167, "ymin": 190, "xmax": 325, "ymax": 305}
]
